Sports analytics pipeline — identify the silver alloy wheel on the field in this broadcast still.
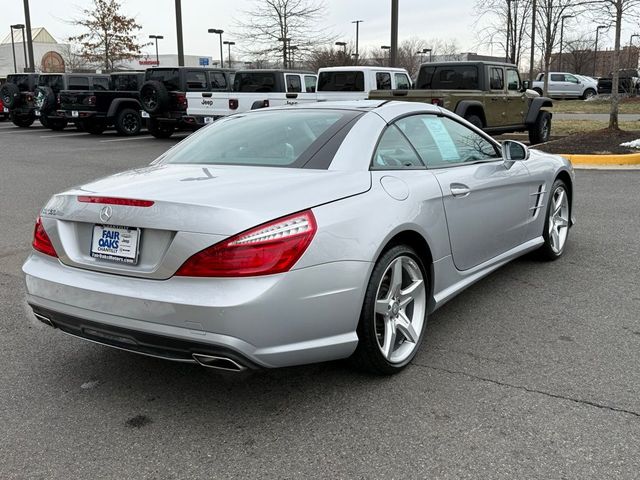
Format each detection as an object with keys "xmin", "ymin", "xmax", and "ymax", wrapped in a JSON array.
[
  {"xmin": 374, "ymin": 256, "xmax": 426, "ymax": 363},
  {"xmin": 549, "ymin": 185, "xmax": 570, "ymax": 253}
]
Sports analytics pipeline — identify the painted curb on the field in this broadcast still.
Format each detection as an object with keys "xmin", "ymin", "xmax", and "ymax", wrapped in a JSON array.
[{"xmin": 562, "ymin": 153, "xmax": 640, "ymax": 165}]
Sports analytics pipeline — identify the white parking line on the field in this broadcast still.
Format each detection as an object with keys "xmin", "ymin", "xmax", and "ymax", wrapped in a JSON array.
[
  {"xmin": 39, "ymin": 132, "xmax": 88, "ymax": 139},
  {"xmin": 0, "ymin": 128, "xmax": 46, "ymax": 135},
  {"xmin": 99, "ymin": 135, "xmax": 154, "ymax": 143}
]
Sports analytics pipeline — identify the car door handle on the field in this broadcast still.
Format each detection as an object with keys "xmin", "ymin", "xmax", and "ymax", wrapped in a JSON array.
[
  {"xmin": 286, "ymin": 93, "xmax": 298, "ymax": 99},
  {"xmin": 450, "ymin": 183, "xmax": 471, "ymax": 198},
  {"xmin": 202, "ymin": 92, "xmax": 212, "ymax": 97}
]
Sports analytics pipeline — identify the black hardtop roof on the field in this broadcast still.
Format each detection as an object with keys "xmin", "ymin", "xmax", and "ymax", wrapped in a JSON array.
[
  {"xmin": 236, "ymin": 69, "xmax": 316, "ymax": 75},
  {"xmin": 149, "ymin": 66, "xmax": 235, "ymax": 72},
  {"xmin": 420, "ymin": 61, "xmax": 518, "ymax": 69}
]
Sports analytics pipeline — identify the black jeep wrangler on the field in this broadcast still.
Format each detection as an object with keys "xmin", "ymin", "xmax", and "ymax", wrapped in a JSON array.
[
  {"xmin": 139, "ymin": 67, "xmax": 234, "ymax": 138},
  {"xmin": 59, "ymin": 72, "xmax": 145, "ymax": 135},
  {"xmin": 0, "ymin": 73, "xmax": 40, "ymax": 127},
  {"xmin": 35, "ymin": 73, "xmax": 110, "ymax": 130}
]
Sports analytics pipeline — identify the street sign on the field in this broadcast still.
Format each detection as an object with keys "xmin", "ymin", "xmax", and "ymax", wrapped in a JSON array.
[{"xmin": 199, "ymin": 57, "xmax": 210, "ymax": 66}]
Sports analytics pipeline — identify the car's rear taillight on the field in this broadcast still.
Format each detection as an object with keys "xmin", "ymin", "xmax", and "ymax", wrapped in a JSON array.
[
  {"xmin": 77, "ymin": 196, "xmax": 154, "ymax": 207},
  {"xmin": 229, "ymin": 99, "xmax": 238, "ymax": 110},
  {"xmin": 56, "ymin": 94, "xmax": 61, "ymax": 108},
  {"xmin": 176, "ymin": 93, "xmax": 188, "ymax": 110},
  {"xmin": 32, "ymin": 217, "xmax": 58, "ymax": 258},
  {"xmin": 175, "ymin": 210, "xmax": 317, "ymax": 277},
  {"xmin": 431, "ymin": 98, "xmax": 444, "ymax": 107}
]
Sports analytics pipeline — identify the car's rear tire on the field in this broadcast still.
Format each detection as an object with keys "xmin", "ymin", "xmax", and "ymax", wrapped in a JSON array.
[
  {"xmin": 528, "ymin": 110, "xmax": 552, "ymax": 145},
  {"xmin": 83, "ymin": 119, "xmax": 106, "ymax": 135},
  {"xmin": 48, "ymin": 118, "xmax": 68, "ymax": 131},
  {"xmin": 140, "ymin": 80, "xmax": 169, "ymax": 115},
  {"xmin": 11, "ymin": 113, "xmax": 35, "ymax": 128},
  {"xmin": 148, "ymin": 119, "xmax": 175, "ymax": 139},
  {"xmin": 35, "ymin": 86, "xmax": 56, "ymax": 113},
  {"xmin": 0, "ymin": 83, "xmax": 20, "ymax": 108},
  {"xmin": 535, "ymin": 179, "xmax": 570, "ymax": 261},
  {"xmin": 464, "ymin": 114, "xmax": 484, "ymax": 129},
  {"xmin": 351, "ymin": 245, "xmax": 428, "ymax": 375},
  {"xmin": 114, "ymin": 108, "xmax": 142, "ymax": 136},
  {"xmin": 582, "ymin": 88, "xmax": 597, "ymax": 100}
]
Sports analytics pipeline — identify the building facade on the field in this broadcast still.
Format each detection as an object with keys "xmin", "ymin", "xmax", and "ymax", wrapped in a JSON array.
[{"xmin": 0, "ymin": 27, "xmax": 68, "ymax": 77}]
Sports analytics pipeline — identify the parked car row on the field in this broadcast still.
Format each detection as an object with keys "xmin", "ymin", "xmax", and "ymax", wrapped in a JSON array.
[{"xmin": 0, "ymin": 66, "xmax": 413, "ymax": 139}]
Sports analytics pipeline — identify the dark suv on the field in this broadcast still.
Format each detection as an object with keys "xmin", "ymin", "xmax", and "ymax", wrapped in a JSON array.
[
  {"xmin": 35, "ymin": 73, "xmax": 110, "ymax": 130},
  {"xmin": 59, "ymin": 72, "xmax": 145, "ymax": 135},
  {"xmin": 0, "ymin": 73, "xmax": 40, "ymax": 127},
  {"xmin": 140, "ymin": 67, "xmax": 234, "ymax": 138}
]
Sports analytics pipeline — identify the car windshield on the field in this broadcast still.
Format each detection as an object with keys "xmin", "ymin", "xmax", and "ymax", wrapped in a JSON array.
[{"xmin": 162, "ymin": 110, "xmax": 357, "ymax": 168}]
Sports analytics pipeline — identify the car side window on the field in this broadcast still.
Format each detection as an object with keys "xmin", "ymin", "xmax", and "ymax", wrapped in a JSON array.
[
  {"xmin": 92, "ymin": 77, "xmax": 109, "ymax": 91},
  {"xmin": 395, "ymin": 73, "xmax": 411, "ymax": 89},
  {"xmin": 376, "ymin": 72, "xmax": 392, "ymax": 90},
  {"xmin": 209, "ymin": 72, "xmax": 227, "ymax": 90},
  {"xmin": 490, "ymin": 68, "xmax": 504, "ymax": 90},
  {"xmin": 396, "ymin": 115, "xmax": 499, "ymax": 168},
  {"xmin": 372, "ymin": 125, "xmax": 424, "ymax": 169},
  {"xmin": 550, "ymin": 74, "xmax": 564, "ymax": 82},
  {"xmin": 565, "ymin": 74, "xmax": 579, "ymax": 84},
  {"xmin": 286, "ymin": 75, "xmax": 302, "ymax": 93},
  {"xmin": 506, "ymin": 69, "xmax": 520, "ymax": 91},
  {"xmin": 304, "ymin": 75, "xmax": 317, "ymax": 93},
  {"xmin": 186, "ymin": 71, "xmax": 208, "ymax": 91}
]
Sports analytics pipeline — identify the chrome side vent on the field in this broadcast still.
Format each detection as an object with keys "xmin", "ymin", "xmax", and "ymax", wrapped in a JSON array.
[{"xmin": 529, "ymin": 184, "xmax": 546, "ymax": 218}]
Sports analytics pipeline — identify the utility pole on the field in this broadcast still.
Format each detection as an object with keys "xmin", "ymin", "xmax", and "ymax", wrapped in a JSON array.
[
  {"xmin": 390, "ymin": 0, "xmax": 399, "ymax": 67},
  {"xmin": 175, "ymin": 0, "xmax": 184, "ymax": 66},
  {"xmin": 594, "ymin": 25, "xmax": 607, "ymax": 77},
  {"xmin": 529, "ymin": 0, "xmax": 536, "ymax": 85},
  {"xmin": 23, "ymin": 0, "xmax": 35, "ymax": 72},
  {"xmin": 10, "ymin": 27, "xmax": 17, "ymax": 73},
  {"xmin": 352, "ymin": 20, "xmax": 363, "ymax": 65},
  {"xmin": 224, "ymin": 41, "xmax": 235, "ymax": 68},
  {"xmin": 506, "ymin": 0, "xmax": 512, "ymax": 63},
  {"xmin": 208, "ymin": 29, "xmax": 224, "ymax": 68}
]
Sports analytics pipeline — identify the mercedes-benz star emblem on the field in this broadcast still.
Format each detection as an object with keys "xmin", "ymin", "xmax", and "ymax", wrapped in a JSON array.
[{"xmin": 99, "ymin": 205, "xmax": 113, "ymax": 223}]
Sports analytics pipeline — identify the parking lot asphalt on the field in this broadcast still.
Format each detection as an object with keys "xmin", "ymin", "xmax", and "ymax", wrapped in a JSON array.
[{"xmin": 1, "ymin": 122, "xmax": 639, "ymax": 479}]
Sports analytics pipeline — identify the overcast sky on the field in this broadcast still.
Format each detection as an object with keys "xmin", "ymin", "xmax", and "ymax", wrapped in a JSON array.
[{"xmin": 4, "ymin": 0, "xmax": 493, "ymax": 57}]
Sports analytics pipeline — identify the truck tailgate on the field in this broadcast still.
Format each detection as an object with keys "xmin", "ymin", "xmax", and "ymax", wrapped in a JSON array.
[{"xmin": 186, "ymin": 92, "xmax": 230, "ymax": 118}]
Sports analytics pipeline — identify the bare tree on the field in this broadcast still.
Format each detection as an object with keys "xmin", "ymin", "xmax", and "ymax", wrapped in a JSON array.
[
  {"xmin": 593, "ymin": 0, "xmax": 640, "ymax": 129},
  {"xmin": 69, "ymin": 0, "xmax": 147, "ymax": 70},
  {"xmin": 562, "ymin": 35, "xmax": 596, "ymax": 75},
  {"xmin": 369, "ymin": 38, "xmax": 461, "ymax": 76},
  {"xmin": 234, "ymin": 0, "xmax": 334, "ymax": 68},
  {"xmin": 306, "ymin": 44, "xmax": 357, "ymax": 71},
  {"xmin": 58, "ymin": 43, "xmax": 90, "ymax": 72},
  {"xmin": 474, "ymin": 0, "xmax": 533, "ymax": 65}
]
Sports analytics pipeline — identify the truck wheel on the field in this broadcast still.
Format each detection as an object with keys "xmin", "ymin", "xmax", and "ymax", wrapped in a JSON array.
[
  {"xmin": 464, "ymin": 114, "xmax": 484, "ymax": 129},
  {"xmin": 140, "ymin": 81, "xmax": 169, "ymax": 115},
  {"xmin": 115, "ymin": 108, "xmax": 142, "ymax": 136},
  {"xmin": 148, "ymin": 119, "xmax": 174, "ymax": 139},
  {"xmin": 83, "ymin": 120, "xmax": 106, "ymax": 135},
  {"xmin": 39, "ymin": 114, "xmax": 50, "ymax": 128},
  {"xmin": 48, "ymin": 118, "xmax": 68, "ymax": 131},
  {"xmin": 528, "ymin": 111, "xmax": 552, "ymax": 145},
  {"xmin": 582, "ymin": 88, "xmax": 596, "ymax": 100},
  {"xmin": 1, "ymin": 83, "xmax": 20, "ymax": 108},
  {"xmin": 11, "ymin": 113, "xmax": 35, "ymax": 128}
]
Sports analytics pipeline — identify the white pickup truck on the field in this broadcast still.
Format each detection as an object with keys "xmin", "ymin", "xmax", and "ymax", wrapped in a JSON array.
[
  {"xmin": 186, "ymin": 70, "xmax": 318, "ymax": 123},
  {"xmin": 186, "ymin": 66, "xmax": 412, "ymax": 122}
]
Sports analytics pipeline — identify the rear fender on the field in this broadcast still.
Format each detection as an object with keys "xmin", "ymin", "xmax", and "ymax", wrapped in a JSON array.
[
  {"xmin": 525, "ymin": 97, "xmax": 553, "ymax": 125},
  {"xmin": 454, "ymin": 100, "xmax": 485, "ymax": 121},
  {"xmin": 107, "ymin": 98, "xmax": 142, "ymax": 118}
]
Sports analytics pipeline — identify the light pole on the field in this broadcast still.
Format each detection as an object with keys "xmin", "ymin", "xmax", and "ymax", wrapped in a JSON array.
[
  {"xmin": 11, "ymin": 24, "xmax": 27, "ymax": 72},
  {"xmin": 506, "ymin": 0, "xmax": 512, "ymax": 62},
  {"xmin": 529, "ymin": 0, "xmax": 536, "ymax": 85},
  {"xmin": 208, "ymin": 29, "xmax": 224, "ymax": 68},
  {"xmin": 390, "ymin": 0, "xmax": 398, "ymax": 67},
  {"xmin": 558, "ymin": 15, "xmax": 573, "ymax": 71},
  {"xmin": 223, "ymin": 41, "xmax": 235, "ymax": 67},
  {"xmin": 424, "ymin": 48, "xmax": 432, "ymax": 62},
  {"xmin": 594, "ymin": 25, "xmax": 608, "ymax": 77},
  {"xmin": 352, "ymin": 20, "xmax": 363, "ymax": 65},
  {"xmin": 278, "ymin": 37, "xmax": 291, "ymax": 68},
  {"xmin": 149, "ymin": 34, "xmax": 163, "ymax": 66},
  {"xmin": 175, "ymin": 0, "xmax": 184, "ymax": 66},
  {"xmin": 381, "ymin": 45, "xmax": 391, "ymax": 67},
  {"xmin": 628, "ymin": 34, "xmax": 640, "ymax": 69},
  {"xmin": 335, "ymin": 41, "xmax": 347, "ymax": 54},
  {"xmin": 23, "ymin": 0, "xmax": 35, "ymax": 71}
]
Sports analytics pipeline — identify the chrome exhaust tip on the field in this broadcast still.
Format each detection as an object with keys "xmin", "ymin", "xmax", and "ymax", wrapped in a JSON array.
[
  {"xmin": 34, "ymin": 312, "xmax": 55, "ymax": 328},
  {"xmin": 192, "ymin": 353, "xmax": 246, "ymax": 372}
]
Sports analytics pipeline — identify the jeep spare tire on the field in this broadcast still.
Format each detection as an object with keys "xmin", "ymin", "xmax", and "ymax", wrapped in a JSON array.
[
  {"xmin": 0, "ymin": 83, "xmax": 20, "ymax": 109},
  {"xmin": 140, "ymin": 80, "xmax": 169, "ymax": 114},
  {"xmin": 35, "ymin": 86, "xmax": 56, "ymax": 113}
]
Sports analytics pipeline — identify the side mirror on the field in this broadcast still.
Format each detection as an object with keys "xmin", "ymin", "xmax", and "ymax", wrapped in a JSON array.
[
  {"xmin": 522, "ymin": 80, "xmax": 530, "ymax": 90},
  {"xmin": 502, "ymin": 140, "xmax": 530, "ymax": 167}
]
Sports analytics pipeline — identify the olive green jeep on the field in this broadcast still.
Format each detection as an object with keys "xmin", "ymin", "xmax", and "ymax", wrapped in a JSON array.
[{"xmin": 369, "ymin": 61, "xmax": 553, "ymax": 145}]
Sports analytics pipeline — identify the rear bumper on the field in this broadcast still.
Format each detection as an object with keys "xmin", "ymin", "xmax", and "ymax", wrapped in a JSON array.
[
  {"xmin": 59, "ymin": 110, "xmax": 101, "ymax": 120},
  {"xmin": 190, "ymin": 114, "xmax": 224, "ymax": 126},
  {"xmin": 23, "ymin": 253, "xmax": 370, "ymax": 368}
]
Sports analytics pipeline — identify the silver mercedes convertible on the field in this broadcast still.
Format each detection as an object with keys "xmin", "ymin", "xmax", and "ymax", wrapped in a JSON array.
[{"xmin": 23, "ymin": 101, "xmax": 574, "ymax": 375}]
